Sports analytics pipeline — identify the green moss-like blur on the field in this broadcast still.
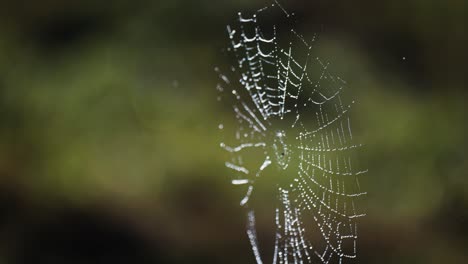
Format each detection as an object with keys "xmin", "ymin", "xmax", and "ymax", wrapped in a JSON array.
[{"xmin": 0, "ymin": 0, "xmax": 466, "ymax": 263}]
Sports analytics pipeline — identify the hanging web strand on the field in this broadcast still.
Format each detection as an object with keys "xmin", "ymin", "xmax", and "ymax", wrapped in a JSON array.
[{"xmin": 217, "ymin": 1, "xmax": 366, "ymax": 263}]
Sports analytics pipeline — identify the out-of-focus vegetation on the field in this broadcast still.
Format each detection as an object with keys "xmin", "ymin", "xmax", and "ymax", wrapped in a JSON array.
[{"xmin": 0, "ymin": 0, "xmax": 466, "ymax": 263}]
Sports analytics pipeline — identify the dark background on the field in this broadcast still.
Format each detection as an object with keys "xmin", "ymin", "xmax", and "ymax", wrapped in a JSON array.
[{"xmin": 0, "ymin": 0, "xmax": 466, "ymax": 263}]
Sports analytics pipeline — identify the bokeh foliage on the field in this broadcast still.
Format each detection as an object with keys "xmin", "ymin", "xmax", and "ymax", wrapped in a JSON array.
[{"xmin": 0, "ymin": 0, "xmax": 466, "ymax": 263}]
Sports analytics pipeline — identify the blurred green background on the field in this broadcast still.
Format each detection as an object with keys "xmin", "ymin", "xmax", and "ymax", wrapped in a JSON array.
[{"xmin": 0, "ymin": 0, "xmax": 466, "ymax": 263}]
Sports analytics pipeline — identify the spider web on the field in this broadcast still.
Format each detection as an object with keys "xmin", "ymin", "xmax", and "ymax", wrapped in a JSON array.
[{"xmin": 217, "ymin": 1, "xmax": 367, "ymax": 263}]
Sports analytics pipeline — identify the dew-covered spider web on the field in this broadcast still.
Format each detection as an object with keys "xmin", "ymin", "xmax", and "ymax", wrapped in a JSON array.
[{"xmin": 216, "ymin": 1, "xmax": 367, "ymax": 263}]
